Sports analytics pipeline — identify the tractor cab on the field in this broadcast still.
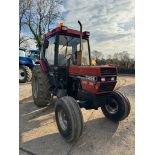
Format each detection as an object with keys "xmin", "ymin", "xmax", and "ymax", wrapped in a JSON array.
[
  {"xmin": 41, "ymin": 22, "xmax": 117, "ymax": 94},
  {"xmin": 43, "ymin": 22, "xmax": 91, "ymax": 67}
]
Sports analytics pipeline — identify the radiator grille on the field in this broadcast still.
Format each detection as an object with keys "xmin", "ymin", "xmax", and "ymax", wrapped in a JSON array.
[{"xmin": 100, "ymin": 67, "xmax": 117, "ymax": 76}]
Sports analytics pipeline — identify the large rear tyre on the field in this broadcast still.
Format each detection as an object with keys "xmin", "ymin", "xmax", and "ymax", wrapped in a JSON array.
[
  {"xmin": 55, "ymin": 96, "xmax": 83, "ymax": 142},
  {"xmin": 32, "ymin": 65, "xmax": 51, "ymax": 107},
  {"xmin": 101, "ymin": 91, "xmax": 130, "ymax": 122},
  {"xmin": 19, "ymin": 65, "xmax": 32, "ymax": 83}
]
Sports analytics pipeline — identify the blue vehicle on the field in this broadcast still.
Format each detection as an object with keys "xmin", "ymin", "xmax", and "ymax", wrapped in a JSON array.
[
  {"xmin": 29, "ymin": 49, "xmax": 41, "ymax": 61},
  {"xmin": 19, "ymin": 48, "xmax": 40, "ymax": 83}
]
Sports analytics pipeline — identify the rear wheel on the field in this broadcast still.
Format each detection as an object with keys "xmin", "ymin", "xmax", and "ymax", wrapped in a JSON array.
[
  {"xmin": 101, "ymin": 91, "xmax": 130, "ymax": 122},
  {"xmin": 55, "ymin": 96, "xmax": 83, "ymax": 142},
  {"xmin": 32, "ymin": 65, "xmax": 51, "ymax": 107},
  {"xmin": 19, "ymin": 65, "xmax": 32, "ymax": 83}
]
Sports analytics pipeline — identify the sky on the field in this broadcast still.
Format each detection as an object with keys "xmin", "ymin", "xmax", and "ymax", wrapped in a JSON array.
[
  {"xmin": 62, "ymin": 0, "xmax": 135, "ymax": 58},
  {"xmin": 21, "ymin": 0, "xmax": 134, "ymax": 58}
]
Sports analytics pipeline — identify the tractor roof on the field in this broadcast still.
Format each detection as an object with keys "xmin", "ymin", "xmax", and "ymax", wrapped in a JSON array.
[{"xmin": 45, "ymin": 26, "xmax": 90, "ymax": 40}]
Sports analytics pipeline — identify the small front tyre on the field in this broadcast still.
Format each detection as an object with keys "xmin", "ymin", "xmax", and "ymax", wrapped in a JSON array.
[
  {"xmin": 55, "ymin": 96, "xmax": 83, "ymax": 142},
  {"xmin": 101, "ymin": 91, "xmax": 131, "ymax": 122}
]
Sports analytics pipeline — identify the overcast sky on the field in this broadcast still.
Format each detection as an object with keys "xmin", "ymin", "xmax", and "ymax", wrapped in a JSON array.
[
  {"xmin": 62, "ymin": 0, "xmax": 135, "ymax": 57},
  {"xmin": 22, "ymin": 0, "xmax": 134, "ymax": 58}
]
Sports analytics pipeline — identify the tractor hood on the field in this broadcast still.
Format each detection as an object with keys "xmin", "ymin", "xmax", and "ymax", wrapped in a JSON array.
[
  {"xmin": 19, "ymin": 56, "xmax": 34, "ymax": 66},
  {"xmin": 69, "ymin": 65, "xmax": 117, "ymax": 77}
]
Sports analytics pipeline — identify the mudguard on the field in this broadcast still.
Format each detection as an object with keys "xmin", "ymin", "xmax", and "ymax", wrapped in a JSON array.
[{"xmin": 35, "ymin": 59, "xmax": 47, "ymax": 72}]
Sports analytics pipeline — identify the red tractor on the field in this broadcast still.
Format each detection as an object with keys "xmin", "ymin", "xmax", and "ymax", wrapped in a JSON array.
[{"xmin": 32, "ymin": 21, "xmax": 130, "ymax": 142}]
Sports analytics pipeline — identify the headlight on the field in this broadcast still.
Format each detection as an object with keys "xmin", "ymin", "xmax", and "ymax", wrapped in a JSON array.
[
  {"xmin": 111, "ymin": 77, "xmax": 115, "ymax": 81},
  {"xmin": 101, "ymin": 77, "xmax": 106, "ymax": 82}
]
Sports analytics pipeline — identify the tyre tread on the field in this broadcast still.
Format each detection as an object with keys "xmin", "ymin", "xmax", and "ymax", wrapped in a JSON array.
[
  {"xmin": 32, "ymin": 65, "xmax": 51, "ymax": 107},
  {"xmin": 55, "ymin": 96, "xmax": 83, "ymax": 142},
  {"xmin": 19, "ymin": 65, "xmax": 32, "ymax": 83}
]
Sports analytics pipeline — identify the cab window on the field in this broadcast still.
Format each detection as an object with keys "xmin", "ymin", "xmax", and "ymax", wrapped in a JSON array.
[{"xmin": 45, "ymin": 37, "xmax": 55, "ymax": 65}]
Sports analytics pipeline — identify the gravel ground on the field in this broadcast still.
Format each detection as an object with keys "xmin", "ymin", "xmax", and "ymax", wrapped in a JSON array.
[{"xmin": 19, "ymin": 75, "xmax": 135, "ymax": 155}]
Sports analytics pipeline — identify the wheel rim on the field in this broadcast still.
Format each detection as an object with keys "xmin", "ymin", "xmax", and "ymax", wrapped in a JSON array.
[
  {"xmin": 33, "ymin": 76, "xmax": 38, "ymax": 98},
  {"xmin": 105, "ymin": 98, "xmax": 118, "ymax": 114},
  {"xmin": 58, "ymin": 109, "xmax": 68, "ymax": 130},
  {"xmin": 19, "ymin": 69, "xmax": 25, "ymax": 80}
]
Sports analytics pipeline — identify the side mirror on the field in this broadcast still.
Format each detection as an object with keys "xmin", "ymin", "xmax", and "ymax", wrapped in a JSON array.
[{"xmin": 43, "ymin": 39, "xmax": 49, "ymax": 50}]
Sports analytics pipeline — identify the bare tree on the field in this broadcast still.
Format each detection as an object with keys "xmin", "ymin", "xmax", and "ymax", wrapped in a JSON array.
[
  {"xmin": 19, "ymin": 0, "xmax": 29, "ymax": 46},
  {"xmin": 107, "ymin": 54, "xmax": 112, "ymax": 60},
  {"xmin": 19, "ymin": 0, "xmax": 63, "ymax": 49},
  {"xmin": 119, "ymin": 51, "xmax": 130, "ymax": 68},
  {"xmin": 20, "ymin": 33, "xmax": 30, "ymax": 45},
  {"xmin": 92, "ymin": 50, "xmax": 102, "ymax": 59}
]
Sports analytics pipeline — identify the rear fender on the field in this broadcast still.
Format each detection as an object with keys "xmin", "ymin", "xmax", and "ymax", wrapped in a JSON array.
[{"xmin": 35, "ymin": 59, "xmax": 47, "ymax": 72}]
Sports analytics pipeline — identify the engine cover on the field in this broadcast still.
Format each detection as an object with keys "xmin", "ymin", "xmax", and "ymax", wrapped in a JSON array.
[{"xmin": 69, "ymin": 65, "xmax": 117, "ymax": 94}]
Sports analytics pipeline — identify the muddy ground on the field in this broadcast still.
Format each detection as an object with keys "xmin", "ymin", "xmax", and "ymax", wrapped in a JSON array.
[{"xmin": 19, "ymin": 75, "xmax": 135, "ymax": 155}]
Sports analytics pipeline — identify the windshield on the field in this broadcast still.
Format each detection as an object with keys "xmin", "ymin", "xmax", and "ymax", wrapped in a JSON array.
[
  {"xmin": 58, "ymin": 35, "xmax": 90, "ymax": 66},
  {"xmin": 29, "ymin": 51, "xmax": 40, "ymax": 60}
]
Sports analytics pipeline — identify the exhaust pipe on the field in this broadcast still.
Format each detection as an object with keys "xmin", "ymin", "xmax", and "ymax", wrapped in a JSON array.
[
  {"xmin": 77, "ymin": 20, "xmax": 83, "ymax": 65},
  {"xmin": 78, "ymin": 20, "xmax": 83, "ymax": 52}
]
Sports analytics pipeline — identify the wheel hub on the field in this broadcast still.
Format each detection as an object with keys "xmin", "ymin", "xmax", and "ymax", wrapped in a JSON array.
[
  {"xmin": 58, "ymin": 109, "xmax": 68, "ymax": 130},
  {"xmin": 105, "ymin": 99, "xmax": 118, "ymax": 114},
  {"xmin": 19, "ymin": 69, "xmax": 25, "ymax": 80}
]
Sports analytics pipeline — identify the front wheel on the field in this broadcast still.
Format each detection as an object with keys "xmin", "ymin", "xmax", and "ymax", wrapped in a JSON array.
[
  {"xmin": 55, "ymin": 96, "xmax": 83, "ymax": 142},
  {"xmin": 101, "ymin": 91, "xmax": 131, "ymax": 122}
]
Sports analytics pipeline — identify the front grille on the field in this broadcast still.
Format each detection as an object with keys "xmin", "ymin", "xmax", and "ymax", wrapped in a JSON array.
[
  {"xmin": 99, "ymin": 83, "xmax": 116, "ymax": 92},
  {"xmin": 100, "ymin": 67, "xmax": 117, "ymax": 76}
]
